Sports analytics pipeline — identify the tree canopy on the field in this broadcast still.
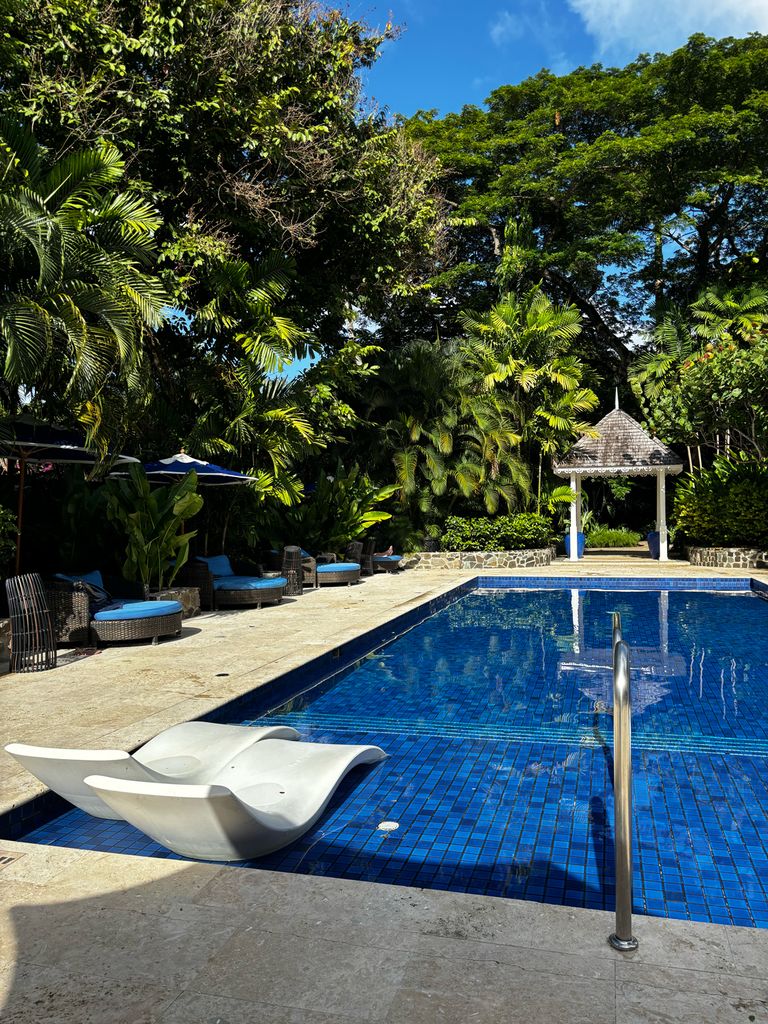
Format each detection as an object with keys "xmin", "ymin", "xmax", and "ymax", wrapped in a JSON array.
[
  {"xmin": 0, "ymin": 0, "xmax": 444, "ymax": 350},
  {"xmin": 404, "ymin": 33, "xmax": 768, "ymax": 376}
]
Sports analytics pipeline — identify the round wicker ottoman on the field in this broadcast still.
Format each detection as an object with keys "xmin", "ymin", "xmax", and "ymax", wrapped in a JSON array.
[
  {"xmin": 316, "ymin": 562, "xmax": 361, "ymax": 586},
  {"xmin": 91, "ymin": 600, "xmax": 183, "ymax": 645},
  {"xmin": 213, "ymin": 576, "xmax": 287, "ymax": 609}
]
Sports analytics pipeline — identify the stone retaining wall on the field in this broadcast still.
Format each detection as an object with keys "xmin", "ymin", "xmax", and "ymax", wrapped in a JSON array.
[
  {"xmin": 402, "ymin": 548, "xmax": 553, "ymax": 570},
  {"xmin": 687, "ymin": 546, "xmax": 768, "ymax": 569}
]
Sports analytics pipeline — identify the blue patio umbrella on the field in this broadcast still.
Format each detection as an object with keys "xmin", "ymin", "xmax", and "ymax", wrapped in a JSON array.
[
  {"xmin": 137, "ymin": 452, "xmax": 257, "ymax": 486},
  {"xmin": 112, "ymin": 452, "xmax": 258, "ymax": 553},
  {"xmin": 0, "ymin": 418, "xmax": 140, "ymax": 571}
]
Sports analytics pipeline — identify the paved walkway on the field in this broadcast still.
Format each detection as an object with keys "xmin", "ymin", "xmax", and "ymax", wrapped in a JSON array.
[{"xmin": 1, "ymin": 558, "xmax": 767, "ymax": 1022}]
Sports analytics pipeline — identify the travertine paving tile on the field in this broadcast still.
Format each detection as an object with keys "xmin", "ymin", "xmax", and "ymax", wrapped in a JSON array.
[
  {"xmin": 385, "ymin": 952, "xmax": 616, "ymax": 1024},
  {"xmin": 615, "ymin": 979, "xmax": 768, "ymax": 1023},
  {"xmin": 189, "ymin": 929, "xmax": 411, "ymax": 1020},
  {"xmin": 159, "ymin": 991, "xmax": 366, "ymax": 1024},
  {"xmin": 0, "ymin": 959, "xmax": 178, "ymax": 1024}
]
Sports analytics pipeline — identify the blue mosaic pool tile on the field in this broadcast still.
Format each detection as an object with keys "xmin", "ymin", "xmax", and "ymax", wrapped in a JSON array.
[{"xmin": 8, "ymin": 580, "xmax": 768, "ymax": 930}]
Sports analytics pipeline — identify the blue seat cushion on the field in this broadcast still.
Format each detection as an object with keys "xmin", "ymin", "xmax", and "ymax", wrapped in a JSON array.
[
  {"xmin": 317, "ymin": 562, "xmax": 359, "ymax": 573},
  {"xmin": 213, "ymin": 576, "xmax": 287, "ymax": 591},
  {"xmin": 374, "ymin": 555, "xmax": 403, "ymax": 563},
  {"xmin": 197, "ymin": 555, "xmax": 234, "ymax": 578},
  {"xmin": 54, "ymin": 570, "xmax": 105, "ymax": 589},
  {"xmin": 93, "ymin": 600, "xmax": 182, "ymax": 622}
]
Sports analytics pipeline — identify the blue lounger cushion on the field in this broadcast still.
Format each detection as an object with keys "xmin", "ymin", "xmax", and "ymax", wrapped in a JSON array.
[
  {"xmin": 373, "ymin": 555, "xmax": 403, "ymax": 563},
  {"xmin": 93, "ymin": 600, "xmax": 183, "ymax": 622},
  {"xmin": 197, "ymin": 555, "xmax": 234, "ymax": 578},
  {"xmin": 54, "ymin": 570, "xmax": 105, "ymax": 589},
  {"xmin": 317, "ymin": 562, "xmax": 359, "ymax": 573},
  {"xmin": 213, "ymin": 576, "xmax": 287, "ymax": 591}
]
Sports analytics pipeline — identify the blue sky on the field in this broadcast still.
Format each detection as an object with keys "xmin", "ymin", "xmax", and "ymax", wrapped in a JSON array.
[{"xmin": 349, "ymin": 0, "xmax": 768, "ymax": 118}]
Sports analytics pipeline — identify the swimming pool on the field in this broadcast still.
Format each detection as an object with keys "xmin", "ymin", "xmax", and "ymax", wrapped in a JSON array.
[{"xmin": 11, "ymin": 578, "xmax": 768, "ymax": 928}]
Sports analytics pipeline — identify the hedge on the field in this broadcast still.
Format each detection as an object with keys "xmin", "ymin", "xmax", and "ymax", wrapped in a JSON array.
[
  {"xmin": 673, "ymin": 455, "xmax": 768, "ymax": 547},
  {"xmin": 585, "ymin": 526, "xmax": 642, "ymax": 548},
  {"xmin": 441, "ymin": 513, "xmax": 552, "ymax": 551}
]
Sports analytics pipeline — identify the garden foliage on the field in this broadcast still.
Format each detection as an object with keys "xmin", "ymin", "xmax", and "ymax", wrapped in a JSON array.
[
  {"xmin": 441, "ymin": 514, "xmax": 552, "ymax": 551},
  {"xmin": 673, "ymin": 455, "xmax": 768, "ymax": 547},
  {"xmin": 275, "ymin": 464, "xmax": 396, "ymax": 554},
  {"xmin": 106, "ymin": 466, "xmax": 203, "ymax": 589},
  {"xmin": 585, "ymin": 527, "xmax": 642, "ymax": 548}
]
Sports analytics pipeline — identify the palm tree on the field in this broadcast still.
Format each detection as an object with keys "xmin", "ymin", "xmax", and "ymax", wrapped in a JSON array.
[
  {"xmin": 691, "ymin": 286, "xmax": 768, "ymax": 345},
  {"xmin": 458, "ymin": 286, "xmax": 598, "ymax": 509},
  {"xmin": 372, "ymin": 340, "xmax": 531, "ymax": 517},
  {"xmin": 0, "ymin": 122, "xmax": 167, "ymax": 443},
  {"xmin": 630, "ymin": 285, "xmax": 768, "ymax": 410}
]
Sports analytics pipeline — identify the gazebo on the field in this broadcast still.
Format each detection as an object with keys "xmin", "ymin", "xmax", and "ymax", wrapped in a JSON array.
[{"xmin": 553, "ymin": 401, "xmax": 683, "ymax": 561}]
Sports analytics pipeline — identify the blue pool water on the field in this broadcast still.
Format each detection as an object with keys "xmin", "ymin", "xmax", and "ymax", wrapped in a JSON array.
[{"xmin": 17, "ymin": 584, "xmax": 768, "ymax": 927}]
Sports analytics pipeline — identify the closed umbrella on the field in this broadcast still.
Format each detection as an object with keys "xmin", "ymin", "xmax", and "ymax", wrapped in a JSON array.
[{"xmin": 0, "ymin": 419, "xmax": 140, "ymax": 572}]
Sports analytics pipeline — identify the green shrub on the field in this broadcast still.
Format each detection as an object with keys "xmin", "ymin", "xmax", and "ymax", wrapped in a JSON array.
[
  {"xmin": 673, "ymin": 454, "xmax": 768, "ymax": 547},
  {"xmin": 441, "ymin": 513, "xmax": 552, "ymax": 551},
  {"xmin": 585, "ymin": 526, "xmax": 642, "ymax": 548},
  {"xmin": 277, "ymin": 463, "xmax": 396, "ymax": 552},
  {"xmin": 106, "ymin": 465, "xmax": 203, "ymax": 589}
]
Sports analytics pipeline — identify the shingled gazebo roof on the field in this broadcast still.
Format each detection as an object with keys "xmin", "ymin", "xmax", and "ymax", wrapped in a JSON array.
[{"xmin": 553, "ymin": 409, "xmax": 684, "ymax": 478}]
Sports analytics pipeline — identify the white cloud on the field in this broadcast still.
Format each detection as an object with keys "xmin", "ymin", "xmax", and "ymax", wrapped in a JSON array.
[
  {"xmin": 567, "ymin": 0, "xmax": 768, "ymax": 56},
  {"xmin": 490, "ymin": 10, "xmax": 525, "ymax": 46},
  {"xmin": 490, "ymin": 2, "xmax": 577, "ymax": 76}
]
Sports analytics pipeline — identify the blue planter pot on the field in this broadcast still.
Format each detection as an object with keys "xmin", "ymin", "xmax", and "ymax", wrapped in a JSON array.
[
  {"xmin": 564, "ymin": 532, "xmax": 585, "ymax": 558},
  {"xmin": 647, "ymin": 531, "xmax": 660, "ymax": 560}
]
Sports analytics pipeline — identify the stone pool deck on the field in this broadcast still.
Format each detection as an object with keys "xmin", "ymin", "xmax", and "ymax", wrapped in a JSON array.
[{"xmin": 1, "ymin": 557, "xmax": 768, "ymax": 1022}]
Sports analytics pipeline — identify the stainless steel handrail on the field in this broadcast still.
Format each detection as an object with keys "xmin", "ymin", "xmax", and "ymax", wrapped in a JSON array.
[
  {"xmin": 612, "ymin": 609, "xmax": 622, "ymax": 650},
  {"xmin": 609, "ymin": 614, "xmax": 638, "ymax": 952}
]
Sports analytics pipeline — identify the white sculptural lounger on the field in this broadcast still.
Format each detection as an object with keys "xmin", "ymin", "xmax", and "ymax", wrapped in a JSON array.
[
  {"xmin": 85, "ymin": 737, "xmax": 387, "ymax": 860},
  {"xmin": 4, "ymin": 721, "xmax": 300, "ymax": 819}
]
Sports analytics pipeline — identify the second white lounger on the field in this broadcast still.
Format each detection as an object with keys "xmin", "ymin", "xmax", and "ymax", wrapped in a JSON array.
[
  {"xmin": 85, "ymin": 737, "xmax": 386, "ymax": 860},
  {"xmin": 5, "ymin": 721, "xmax": 300, "ymax": 819}
]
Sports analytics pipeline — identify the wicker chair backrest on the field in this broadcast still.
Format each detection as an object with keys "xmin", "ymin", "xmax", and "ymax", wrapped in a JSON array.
[
  {"xmin": 5, "ymin": 573, "xmax": 57, "ymax": 672},
  {"xmin": 344, "ymin": 541, "xmax": 363, "ymax": 564}
]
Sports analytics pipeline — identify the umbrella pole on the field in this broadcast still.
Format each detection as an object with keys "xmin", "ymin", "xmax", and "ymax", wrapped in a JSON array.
[{"xmin": 15, "ymin": 457, "xmax": 26, "ymax": 574}]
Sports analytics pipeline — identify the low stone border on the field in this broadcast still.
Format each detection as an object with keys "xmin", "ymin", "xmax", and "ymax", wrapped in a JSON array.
[
  {"xmin": 402, "ymin": 548, "xmax": 553, "ymax": 570},
  {"xmin": 149, "ymin": 585, "xmax": 201, "ymax": 618},
  {"xmin": 687, "ymin": 546, "xmax": 768, "ymax": 569}
]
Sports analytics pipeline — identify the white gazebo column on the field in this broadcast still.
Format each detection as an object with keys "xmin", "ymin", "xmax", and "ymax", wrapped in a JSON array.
[
  {"xmin": 656, "ymin": 470, "xmax": 668, "ymax": 561},
  {"xmin": 569, "ymin": 473, "xmax": 582, "ymax": 561}
]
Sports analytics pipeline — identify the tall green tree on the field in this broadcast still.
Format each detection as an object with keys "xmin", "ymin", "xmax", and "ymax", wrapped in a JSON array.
[
  {"xmin": 0, "ymin": 123, "xmax": 166, "ymax": 441},
  {"xmin": 403, "ymin": 33, "xmax": 768, "ymax": 372},
  {"xmin": 0, "ymin": 0, "xmax": 444, "ymax": 347},
  {"xmin": 457, "ymin": 286, "xmax": 599, "ymax": 509}
]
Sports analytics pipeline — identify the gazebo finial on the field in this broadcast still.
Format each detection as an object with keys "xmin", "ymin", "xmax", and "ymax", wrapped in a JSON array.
[{"xmin": 615, "ymin": 387, "xmax": 619, "ymax": 410}]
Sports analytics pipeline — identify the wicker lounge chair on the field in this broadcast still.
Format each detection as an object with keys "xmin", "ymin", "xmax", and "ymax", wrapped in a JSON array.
[
  {"xmin": 369, "ymin": 538, "xmax": 404, "ymax": 572},
  {"xmin": 315, "ymin": 541, "xmax": 362, "ymax": 587},
  {"xmin": 373, "ymin": 553, "xmax": 404, "ymax": 572},
  {"xmin": 183, "ymin": 555, "xmax": 287, "ymax": 610},
  {"xmin": 85, "ymin": 737, "xmax": 386, "ymax": 860},
  {"xmin": 361, "ymin": 537, "xmax": 375, "ymax": 576},
  {"xmin": 5, "ymin": 721, "xmax": 301, "ymax": 818},
  {"xmin": 44, "ymin": 572, "xmax": 182, "ymax": 646}
]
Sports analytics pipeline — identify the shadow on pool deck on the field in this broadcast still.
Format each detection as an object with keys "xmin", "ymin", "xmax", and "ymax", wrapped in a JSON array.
[{"xmin": 3, "ymin": 849, "xmax": 768, "ymax": 1024}]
